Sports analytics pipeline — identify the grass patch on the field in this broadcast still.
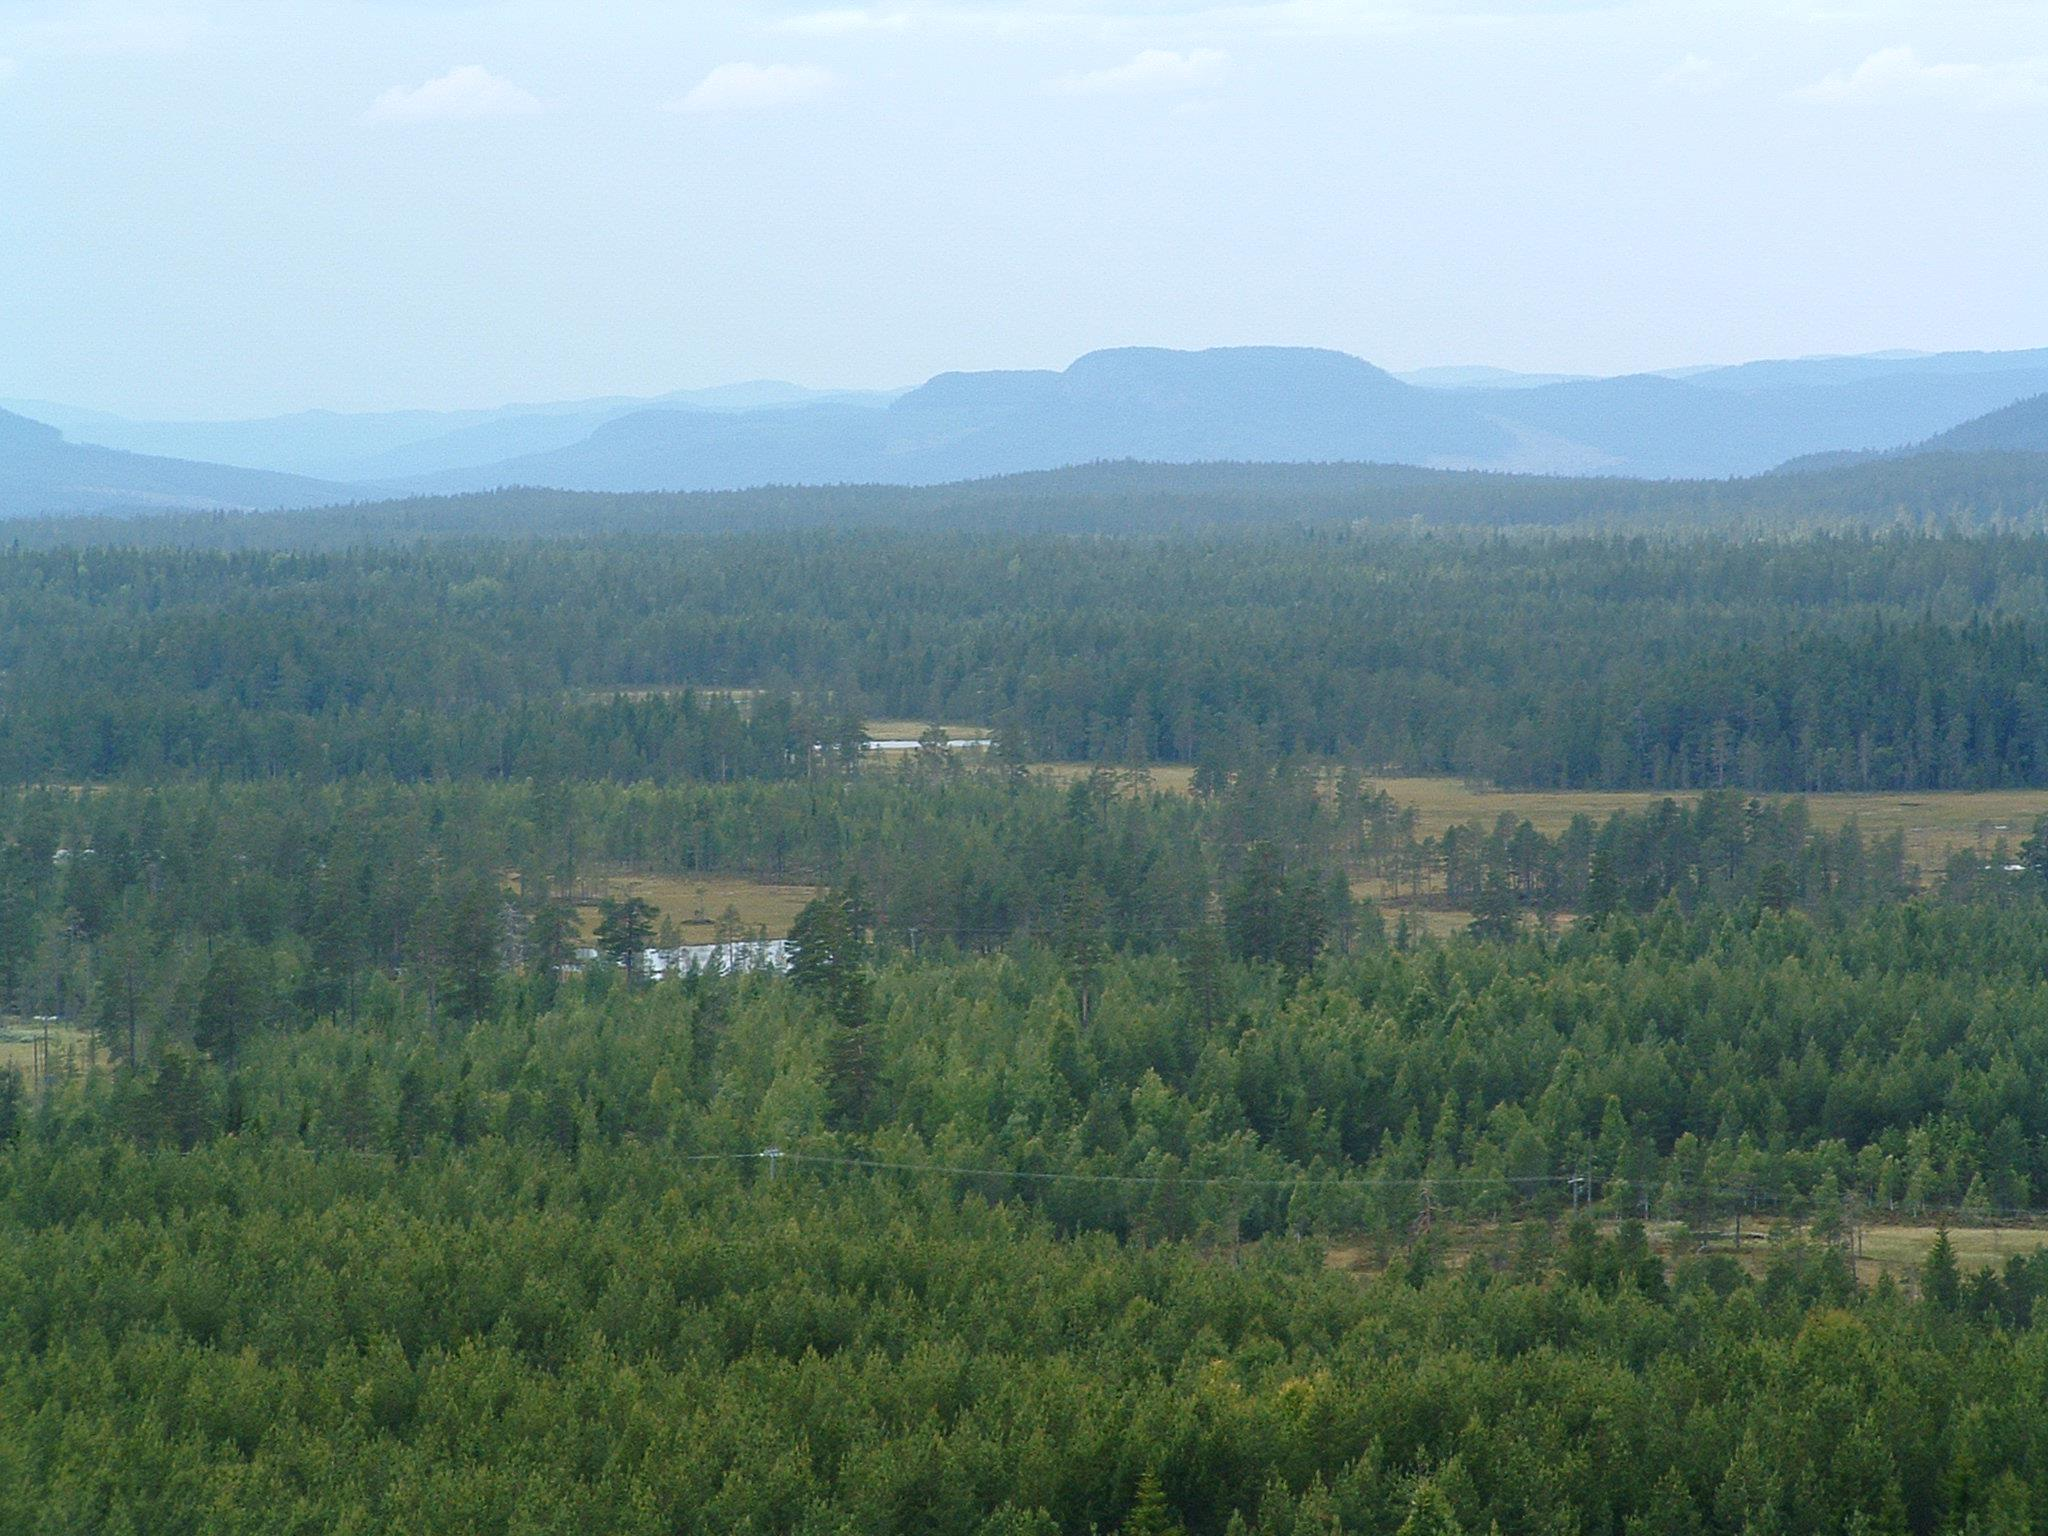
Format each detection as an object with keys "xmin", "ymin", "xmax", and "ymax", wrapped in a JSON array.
[
  {"xmin": 865, "ymin": 719, "xmax": 994, "ymax": 746},
  {"xmin": 575, "ymin": 871, "xmax": 822, "ymax": 942},
  {"xmin": 1029, "ymin": 763, "xmax": 1199, "ymax": 795},
  {"xmin": 1850, "ymin": 1222, "xmax": 2048, "ymax": 1283},
  {"xmin": 1370, "ymin": 776, "xmax": 2048, "ymax": 878},
  {"xmin": 1324, "ymin": 1217, "xmax": 2048, "ymax": 1289},
  {"xmin": 0, "ymin": 1020, "xmax": 96, "ymax": 1083},
  {"xmin": 577, "ymin": 685, "xmax": 766, "ymax": 707}
]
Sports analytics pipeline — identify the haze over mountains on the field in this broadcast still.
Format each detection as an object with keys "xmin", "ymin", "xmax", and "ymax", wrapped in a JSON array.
[
  {"xmin": 0, "ymin": 408, "xmax": 345, "ymax": 516},
  {"xmin": 7, "ymin": 344, "xmax": 2048, "ymax": 516}
]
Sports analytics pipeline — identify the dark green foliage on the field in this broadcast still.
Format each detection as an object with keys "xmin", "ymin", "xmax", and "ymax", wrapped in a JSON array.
[
  {"xmin": 1925, "ymin": 1226, "xmax": 1962, "ymax": 1312},
  {"xmin": 1178, "ymin": 921, "xmax": 1228, "ymax": 1031},
  {"xmin": 791, "ymin": 888, "xmax": 875, "ymax": 1128},
  {"xmin": 1122, "ymin": 1469, "xmax": 1185, "ymax": 1536},
  {"xmin": 596, "ymin": 895, "xmax": 657, "ymax": 977},
  {"xmin": 437, "ymin": 881, "xmax": 503, "ymax": 1022},
  {"xmin": 1222, "ymin": 844, "xmax": 1331, "ymax": 973},
  {"xmin": 1058, "ymin": 874, "xmax": 1109, "ymax": 1024},
  {"xmin": 11, "ymin": 510, "xmax": 2048, "ymax": 1531},
  {"xmin": 6, "ymin": 814, "xmax": 2048, "ymax": 1529},
  {"xmin": 17, "ymin": 530, "xmax": 2048, "ymax": 790}
]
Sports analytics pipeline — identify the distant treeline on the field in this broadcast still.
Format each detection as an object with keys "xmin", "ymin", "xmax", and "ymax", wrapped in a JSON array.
[
  {"xmin": 18, "ymin": 531, "xmax": 2048, "ymax": 788},
  {"xmin": 8, "ymin": 447, "xmax": 2048, "ymax": 548}
]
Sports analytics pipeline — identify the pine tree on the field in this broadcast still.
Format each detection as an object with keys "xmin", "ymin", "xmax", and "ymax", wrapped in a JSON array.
[
  {"xmin": 1121, "ymin": 1469, "xmax": 1182, "ymax": 1536},
  {"xmin": 438, "ymin": 882, "xmax": 501, "ymax": 1024},
  {"xmin": 790, "ymin": 889, "xmax": 874, "ymax": 1129},
  {"xmin": 1923, "ymin": 1225, "xmax": 1961, "ymax": 1311},
  {"xmin": 1397, "ymin": 1478, "xmax": 1466, "ymax": 1536},
  {"xmin": 1057, "ymin": 876, "xmax": 1109, "ymax": 1026},
  {"xmin": 1178, "ymin": 922, "xmax": 1227, "ymax": 1031},
  {"xmin": 191, "ymin": 939, "xmax": 263, "ymax": 1071},
  {"xmin": 1467, "ymin": 867, "xmax": 1519, "ymax": 942},
  {"xmin": 595, "ymin": 896, "xmax": 657, "ymax": 980}
]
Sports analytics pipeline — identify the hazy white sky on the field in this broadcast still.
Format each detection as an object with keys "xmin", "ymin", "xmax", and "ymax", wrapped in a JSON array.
[{"xmin": 4, "ymin": 0, "xmax": 2047, "ymax": 415}]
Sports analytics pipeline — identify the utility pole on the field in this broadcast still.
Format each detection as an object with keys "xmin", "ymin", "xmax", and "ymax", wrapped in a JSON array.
[{"xmin": 762, "ymin": 1146, "xmax": 783, "ymax": 1184}]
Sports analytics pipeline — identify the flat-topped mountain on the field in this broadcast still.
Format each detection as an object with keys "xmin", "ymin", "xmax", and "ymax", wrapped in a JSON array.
[{"xmin": 13, "ymin": 345, "xmax": 2048, "ymax": 512}]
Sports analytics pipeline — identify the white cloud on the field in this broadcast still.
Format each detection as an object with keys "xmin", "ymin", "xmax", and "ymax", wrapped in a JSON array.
[
  {"xmin": 777, "ymin": 8, "xmax": 915, "ymax": 34},
  {"xmin": 1797, "ymin": 46, "xmax": 2048, "ymax": 111},
  {"xmin": 1655, "ymin": 54, "xmax": 1725, "ymax": 95},
  {"xmin": 1053, "ymin": 47, "xmax": 1229, "ymax": 95},
  {"xmin": 670, "ymin": 62, "xmax": 838, "ymax": 114},
  {"xmin": 366, "ymin": 65, "xmax": 542, "ymax": 124}
]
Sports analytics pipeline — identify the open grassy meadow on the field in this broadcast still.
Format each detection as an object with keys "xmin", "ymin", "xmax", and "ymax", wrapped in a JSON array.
[
  {"xmin": 1850, "ymin": 1222, "xmax": 2048, "ymax": 1284},
  {"xmin": 0, "ymin": 1020, "xmax": 96, "ymax": 1083},
  {"xmin": 1325, "ymin": 1217, "xmax": 2048, "ymax": 1292},
  {"xmin": 1029, "ymin": 762, "xmax": 1200, "ymax": 794},
  {"xmin": 1371, "ymin": 776, "xmax": 2048, "ymax": 879},
  {"xmin": 574, "ymin": 871, "xmax": 823, "ymax": 942},
  {"xmin": 1012, "ymin": 769, "xmax": 2048, "ymax": 882},
  {"xmin": 580, "ymin": 684, "xmax": 767, "ymax": 706}
]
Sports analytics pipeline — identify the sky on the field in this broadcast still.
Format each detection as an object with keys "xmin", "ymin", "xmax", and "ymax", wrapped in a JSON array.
[{"xmin": 3, "ymin": 0, "xmax": 2047, "ymax": 417}]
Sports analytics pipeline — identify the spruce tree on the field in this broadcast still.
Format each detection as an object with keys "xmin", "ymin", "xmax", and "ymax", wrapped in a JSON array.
[{"xmin": 1923, "ymin": 1225, "xmax": 1961, "ymax": 1312}]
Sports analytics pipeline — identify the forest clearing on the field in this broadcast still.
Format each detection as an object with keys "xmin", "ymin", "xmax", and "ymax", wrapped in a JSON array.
[
  {"xmin": 1327, "ymin": 1217, "xmax": 2048, "ymax": 1289},
  {"xmin": 1371, "ymin": 776, "xmax": 2048, "ymax": 878},
  {"xmin": 1026, "ymin": 767, "xmax": 2048, "ymax": 883},
  {"xmin": 573, "ymin": 871, "xmax": 822, "ymax": 941},
  {"xmin": 0, "ymin": 1019, "xmax": 94, "ymax": 1082}
]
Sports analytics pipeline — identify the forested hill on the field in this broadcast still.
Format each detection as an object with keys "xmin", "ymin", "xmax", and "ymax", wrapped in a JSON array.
[
  {"xmin": 1921, "ymin": 393, "xmax": 2048, "ymax": 455},
  {"xmin": 1778, "ymin": 394, "xmax": 2048, "ymax": 472},
  {"xmin": 0, "ymin": 408, "xmax": 344, "ymax": 516},
  {"xmin": 6, "ymin": 446, "xmax": 2048, "ymax": 548}
]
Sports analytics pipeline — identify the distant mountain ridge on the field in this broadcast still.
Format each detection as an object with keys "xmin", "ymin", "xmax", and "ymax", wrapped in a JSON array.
[
  {"xmin": 0, "ymin": 382, "xmax": 903, "ymax": 481},
  {"xmin": 11, "ymin": 344, "xmax": 2048, "ymax": 514},
  {"xmin": 389, "ymin": 344, "xmax": 2048, "ymax": 492},
  {"xmin": 0, "ymin": 408, "xmax": 344, "ymax": 515}
]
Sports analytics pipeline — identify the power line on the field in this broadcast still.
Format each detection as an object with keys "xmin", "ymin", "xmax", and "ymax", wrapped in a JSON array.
[{"xmin": 646, "ymin": 1149, "xmax": 2048, "ymax": 1226}]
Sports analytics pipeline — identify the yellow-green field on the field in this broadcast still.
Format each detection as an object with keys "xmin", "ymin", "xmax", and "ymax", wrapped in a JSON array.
[
  {"xmin": 1349, "ymin": 885, "xmax": 1473, "ymax": 938},
  {"xmin": 578, "ymin": 685, "xmax": 766, "ymax": 706},
  {"xmin": 0, "ymin": 1021, "xmax": 95, "ymax": 1082},
  {"xmin": 1326, "ymin": 1218, "xmax": 2048, "ymax": 1288},
  {"xmin": 1849, "ymin": 1222, "xmax": 2048, "ymax": 1284},
  {"xmin": 1658, "ymin": 1218, "xmax": 2048, "ymax": 1285},
  {"xmin": 1030, "ymin": 762, "xmax": 1199, "ymax": 794},
  {"xmin": 1371, "ymin": 776, "xmax": 2048, "ymax": 878},
  {"xmin": 864, "ymin": 719, "xmax": 994, "ymax": 745},
  {"xmin": 575, "ymin": 871, "xmax": 822, "ymax": 942},
  {"xmin": 1013, "ymin": 770, "xmax": 2048, "ymax": 874}
]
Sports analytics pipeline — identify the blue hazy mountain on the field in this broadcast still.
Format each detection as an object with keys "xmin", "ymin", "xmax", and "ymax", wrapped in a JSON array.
[
  {"xmin": 16, "ymin": 345, "xmax": 2048, "ymax": 504},
  {"xmin": 1, "ymin": 383, "xmax": 902, "ymax": 481},
  {"xmin": 395, "ymin": 347, "xmax": 1525, "ymax": 494},
  {"xmin": 383, "ymin": 344, "xmax": 2048, "ymax": 493},
  {"xmin": 1776, "ymin": 389, "xmax": 2048, "ymax": 472},
  {"xmin": 0, "ymin": 409, "xmax": 344, "ymax": 514}
]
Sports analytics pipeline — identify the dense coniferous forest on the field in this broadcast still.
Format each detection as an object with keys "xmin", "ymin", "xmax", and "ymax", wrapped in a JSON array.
[
  {"xmin": 10, "ymin": 485, "xmax": 2048, "ymax": 1531},
  {"xmin": 14, "ymin": 527, "xmax": 2048, "ymax": 787}
]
